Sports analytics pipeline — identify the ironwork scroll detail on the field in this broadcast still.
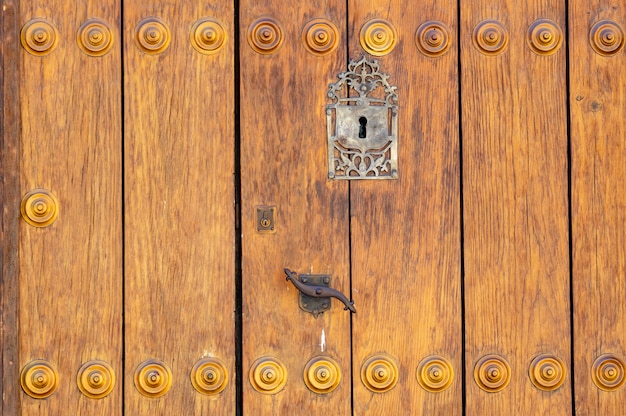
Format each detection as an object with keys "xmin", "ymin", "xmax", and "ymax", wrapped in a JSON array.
[{"xmin": 326, "ymin": 57, "xmax": 398, "ymax": 180}]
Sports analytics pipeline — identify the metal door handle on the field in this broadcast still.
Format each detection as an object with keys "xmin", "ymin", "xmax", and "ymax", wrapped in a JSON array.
[{"xmin": 284, "ymin": 269, "xmax": 356, "ymax": 313}]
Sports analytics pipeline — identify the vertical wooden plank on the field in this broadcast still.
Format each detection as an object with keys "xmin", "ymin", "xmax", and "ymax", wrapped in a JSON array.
[
  {"xmin": 18, "ymin": 1, "xmax": 122, "ymax": 415},
  {"xmin": 571, "ymin": 3, "xmax": 626, "ymax": 414},
  {"xmin": 348, "ymin": 1, "xmax": 462, "ymax": 414},
  {"xmin": 461, "ymin": 1, "xmax": 572, "ymax": 414},
  {"xmin": 124, "ymin": 0, "xmax": 235, "ymax": 414},
  {"xmin": 2, "ymin": 0, "xmax": 21, "ymax": 414},
  {"xmin": 239, "ymin": 1, "xmax": 351, "ymax": 414}
]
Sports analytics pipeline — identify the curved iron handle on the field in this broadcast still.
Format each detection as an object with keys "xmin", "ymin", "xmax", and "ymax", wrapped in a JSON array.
[{"xmin": 284, "ymin": 268, "xmax": 356, "ymax": 313}]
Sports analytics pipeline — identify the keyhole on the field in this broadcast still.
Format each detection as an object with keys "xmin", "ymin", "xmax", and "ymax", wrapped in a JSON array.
[{"xmin": 358, "ymin": 117, "xmax": 367, "ymax": 138}]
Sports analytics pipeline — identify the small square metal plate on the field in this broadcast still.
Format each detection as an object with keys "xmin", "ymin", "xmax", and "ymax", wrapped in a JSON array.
[{"xmin": 256, "ymin": 206, "xmax": 276, "ymax": 233}]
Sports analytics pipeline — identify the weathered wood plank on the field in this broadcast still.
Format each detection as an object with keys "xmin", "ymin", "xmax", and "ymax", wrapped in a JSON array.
[
  {"xmin": 348, "ymin": 1, "xmax": 462, "ymax": 414},
  {"xmin": 461, "ymin": 1, "xmax": 572, "ymax": 414},
  {"xmin": 2, "ymin": 0, "xmax": 22, "ymax": 414},
  {"xmin": 18, "ymin": 1, "xmax": 122, "ymax": 414},
  {"xmin": 570, "ymin": 3, "xmax": 626, "ymax": 414},
  {"xmin": 239, "ymin": 1, "xmax": 351, "ymax": 414},
  {"xmin": 123, "ymin": 1, "xmax": 236, "ymax": 414}
]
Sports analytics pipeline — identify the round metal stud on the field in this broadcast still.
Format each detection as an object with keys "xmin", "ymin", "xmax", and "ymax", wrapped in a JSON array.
[
  {"xmin": 21, "ymin": 18, "xmax": 59, "ymax": 56},
  {"xmin": 527, "ymin": 19, "xmax": 563, "ymax": 56},
  {"xmin": 591, "ymin": 354, "xmax": 625, "ymax": 391},
  {"xmin": 190, "ymin": 357, "xmax": 229, "ymax": 395},
  {"xmin": 589, "ymin": 20, "xmax": 625, "ymax": 56},
  {"xmin": 77, "ymin": 360, "xmax": 116, "ymax": 399},
  {"xmin": 77, "ymin": 19, "xmax": 114, "ymax": 57},
  {"xmin": 528, "ymin": 354, "xmax": 566, "ymax": 391},
  {"xmin": 302, "ymin": 19, "xmax": 340, "ymax": 56},
  {"xmin": 415, "ymin": 21, "xmax": 452, "ymax": 57},
  {"xmin": 474, "ymin": 354, "xmax": 511, "ymax": 392},
  {"xmin": 20, "ymin": 360, "xmax": 58, "ymax": 399},
  {"xmin": 416, "ymin": 355, "xmax": 454, "ymax": 393},
  {"xmin": 303, "ymin": 356, "xmax": 342, "ymax": 394},
  {"xmin": 134, "ymin": 359, "xmax": 172, "ymax": 398},
  {"xmin": 360, "ymin": 354, "xmax": 399, "ymax": 393},
  {"xmin": 360, "ymin": 19, "xmax": 398, "ymax": 56},
  {"xmin": 135, "ymin": 17, "xmax": 171, "ymax": 55},
  {"xmin": 190, "ymin": 18, "xmax": 227, "ymax": 55},
  {"xmin": 249, "ymin": 356, "xmax": 287, "ymax": 394},
  {"xmin": 247, "ymin": 17, "xmax": 284, "ymax": 55},
  {"xmin": 473, "ymin": 20, "xmax": 508, "ymax": 56},
  {"xmin": 21, "ymin": 189, "xmax": 59, "ymax": 228}
]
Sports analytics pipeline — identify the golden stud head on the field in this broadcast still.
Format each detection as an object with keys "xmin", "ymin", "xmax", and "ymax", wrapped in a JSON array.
[
  {"xmin": 191, "ymin": 357, "xmax": 229, "ymax": 395},
  {"xmin": 249, "ymin": 356, "xmax": 287, "ymax": 394},
  {"xmin": 77, "ymin": 19, "xmax": 114, "ymax": 56},
  {"xmin": 21, "ymin": 18, "xmax": 59, "ymax": 56},
  {"xmin": 416, "ymin": 21, "xmax": 452, "ymax": 57},
  {"xmin": 303, "ymin": 19, "xmax": 340, "ymax": 56},
  {"xmin": 592, "ymin": 354, "xmax": 625, "ymax": 391},
  {"xmin": 20, "ymin": 360, "xmax": 59, "ymax": 399},
  {"xmin": 529, "ymin": 354, "xmax": 566, "ymax": 391},
  {"xmin": 360, "ymin": 353, "xmax": 399, "ymax": 393},
  {"xmin": 191, "ymin": 18, "xmax": 227, "ymax": 55},
  {"xmin": 473, "ymin": 20, "xmax": 508, "ymax": 56},
  {"xmin": 77, "ymin": 360, "xmax": 116, "ymax": 399},
  {"xmin": 590, "ymin": 20, "xmax": 625, "ymax": 56},
  {"xmin": 21, "ymin": 189, "xmax": 59, "ymax": 227},
  {"xmin": 416, "ymin": 355, "xmax": 454, "ymax": 393},
  {"xmin": 360, "ymin": 19, "xmax": 397, "ymax": 56},
  {"xmin": 303, "ymin": 356, "xmax": 342, "ymax": 394},
  {"xmin": 527, "ymin": 19, "xmax": 563, "ymax": 55},
  {"xmin": 136, "ymin": 17, "xmax": 171, "ymax": 55},
  {"xmin": 248, "ymin": 18, "xmax": 284, "ymax": 55},
  {"xmin": 474, "ymin": 354, "xmax": 511, "ymax": 392},
  {"xmin": 134, "ymin": 359, "xmax": 172, "ymax": 397}
]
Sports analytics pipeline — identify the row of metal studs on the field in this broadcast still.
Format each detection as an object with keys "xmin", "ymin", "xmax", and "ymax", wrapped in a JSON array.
[
  {"xmin": 22, "ymin": 16, "xmax": 623, "ymax": 58},
  {"xmin": 20, "ymin": 357, "xmax": 229, "ymax": 399}
]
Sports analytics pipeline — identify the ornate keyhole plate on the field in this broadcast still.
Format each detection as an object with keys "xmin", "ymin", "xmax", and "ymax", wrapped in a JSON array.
[{"xmin": 326, "ymin": 57, "xmax": 398, "ymax": 180}]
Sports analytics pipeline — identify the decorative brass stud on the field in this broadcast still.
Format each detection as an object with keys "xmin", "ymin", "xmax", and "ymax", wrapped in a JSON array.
[
  {"xmin": 77, "ymin": 19, "xmax": 114, "ymax": 57},
  {"xmin": 416, "ymin": 355, "xmax": 454, "ymax": 393},
  {"xmin": 20, "ymin": 18, "xmax": 59, "ymax": 56},
  {"xmin": 77, "ymin": 360, "xmax": 116, "ymax": 399},
  {"xmin": 360, "ymin": 19, "xmax": 398, "ymax": 56},
  {"xmin": 528, "ymin": 354, "xmax": 566, "ymax": 391},
  {"xmin": 527, "ymin": 19, "xmax": 563, "ymax": 56},
  {"xmin": 590, "ymin": 20, "xmax": 625, "ymax": 56},
  {"xmin": 190, "ymin": 18, "xmax": 227, "ymax": 55},
  {"xmin": 20, "ymin": 360, "xmax": 59, "ymax": 399},
  {"xmin": 134, "ymin": 359, "xmax": 172, "ymax": 398},
  {"xmin": 415, "ymin": 21, "xmax": 452, "ymax": 57},
  {"xmin": 21, "ymin": 189, "xmax": 59, "ymax": 227},
  {"xmin": 135, "ymin": 17, "xmax": 171, "ymax": 55},
  {"xmin": 360, "ymin": 354, "xmax": 399, "ymax": 393},
  {"xmin": 249, "ymin": 356, "xmax": 287, "ymax": 394},
  {"xmin": 473, "ymin": 20, "xmax": 508, "ymax": 56},
  {"xmin": 474, "ymin": 354, "xmax": 511, "ymax": 392},
  {"xmin": 591, "ymin": 354, "xmax": 625, "ymax": 391},
  {"xmin": 303, "ymin": 356, "xmax": 342, "ymax": 394},
  {"xmin": 247, "ymin": 17, "xmax": 284, "ymax": 55},
  {"xmin": 190, "ymin": 357, "xmax": 229, "ymax": 395},
  {"xmin": 302, "ymin": 19, "xmax": 339, "ymax": 56}
]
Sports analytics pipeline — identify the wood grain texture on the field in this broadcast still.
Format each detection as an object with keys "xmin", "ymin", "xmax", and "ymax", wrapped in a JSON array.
[
  {"xmin": 348, "ymin": 1, "xmax": 462, "ymax": 414},
  {"xmin": 2, "ymin": 1, "xmax": 22, "ymax": 415},
  {"xmin": 123, "ymin": 1, "xmax": 235, "ymax": 414},
  {"xmin": 18, "ymin": 2, "xmax": 122, "ymax": 415},
  {"xmin": 570, "ymin": 3, "xmax": 626, "ymax": 415},
  {"xmin": 461, "ymin": 1, "xmax": 572, "ymax": 414},
  {"xmin": 239, "ymin": 1, "xmax": 351, "ymax": 414}
]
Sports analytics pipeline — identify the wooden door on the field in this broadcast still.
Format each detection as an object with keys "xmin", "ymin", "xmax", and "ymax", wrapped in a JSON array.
[{"xmin": 3, "ymin": 0, "xmax": 626, "ymax": 415}]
